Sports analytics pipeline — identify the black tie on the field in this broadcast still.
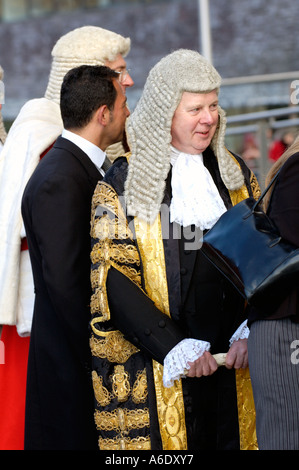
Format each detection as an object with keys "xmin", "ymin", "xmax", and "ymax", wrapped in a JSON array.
[{"xmin": 102, "ymin": 156, "xmax": 112, "ymax": 173}]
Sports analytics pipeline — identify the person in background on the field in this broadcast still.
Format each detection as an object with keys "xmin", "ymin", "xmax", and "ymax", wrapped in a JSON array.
[
  {"xmin": 0, "ymin": 65, "xmax": 7, "ymax": 154},
  {"xmin": 241, "ymin": 133, "xmax": 260, "ymax": 177},
  {"xmin": 0, "ymin": 25, "xmax": 133, "ymax": 451},
  {"xmin": 268, "ymin": 130, "xmax": 294, "ymax": 163},
  {"xmin": 89, "ymin": 49, "xmax": 260, "ymax": 451},
  {"xmin": 22, "ymin": 65, "xmax": 129, "ymax": 450},
  {"xmin": 248, "ymin": 134, "xmax": 299, "ymax": 450}
]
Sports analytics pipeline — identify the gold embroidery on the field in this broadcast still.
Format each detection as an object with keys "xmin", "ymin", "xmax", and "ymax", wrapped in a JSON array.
[
  {"xmin": 91, "ymin": 180, "xmax": 152, "ymax": 450},
  {"xmin": 90, "ymin": 284, "xmax": 110, "ymax": 320},
  {"xmin": 91, "ymin": 181, "xmax": 129, "ymax": 228},
  {"xmin": 132, "ymin": 369, "xmax": 148, "ymax": 404},
  {"xmin": 226, "ymin": 156, "xmax": 259, "ymax": 450},
  {"xmin": 90, "ymin": 331, "xmax": 138, "ymax": 363},
  {"xmin": 134, "ymin": 215, "xmax": 188, "ymax": 451},
  {"xmin": 99, "ymin": 436, "xmax": 151, "ymax": 450},
  {"xmin": 92, "ymin": 213, "xmax": 133, "ymax": 241},
  {"xmin": 92, "ymin": 370, "xmax": 112, "ymax": 407},
  {"xmin": 91, "ymin": 241, "xmax": 140, "ymax": 267},
  {"xmin": 111, "ymin": 365, "xmax": 131, "ymax": 403},
  {"xmin": 94, "ymin": 407, "xmax": 150, "ymax": 432},
  {"xmin": 235, "ymin": 368, "xmax": 258, "ymax": 450},
  {"xmin": 250, "ymin": 170, "xmax": 262, "ymax": 201}
]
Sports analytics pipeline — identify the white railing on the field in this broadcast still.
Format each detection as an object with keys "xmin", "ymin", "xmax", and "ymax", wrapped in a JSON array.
[{"xmin": 226, "ymin": 105, "xmax": 299, "ymax": 186}]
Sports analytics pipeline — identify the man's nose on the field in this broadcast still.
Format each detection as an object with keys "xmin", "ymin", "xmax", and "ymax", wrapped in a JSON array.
[
  {"xmin": 200, "ymin": 108, "xmax": 214, "ymax": 124},
  {"xmin": 123, "ymin": 73, "xmax": 134, "ymax": 88}
]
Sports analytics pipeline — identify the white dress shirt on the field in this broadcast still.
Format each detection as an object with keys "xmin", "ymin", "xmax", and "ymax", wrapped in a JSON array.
[{"xmin": 62, "ymin": 129, "xmax": 106, "ymax": 176}]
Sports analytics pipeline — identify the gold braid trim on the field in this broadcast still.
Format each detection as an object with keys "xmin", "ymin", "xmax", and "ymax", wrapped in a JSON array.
[
  {"xmin": 90, "ymin": 330, "xmax": 139, "ymax": 363},
  {"xmin": 235, "ymin": 368, "xmax": 258, "ymax": 450},
  {"xmin": 134, "ymin": 216, "xmax": 188, "ymax": 451},
  {"xmin": 90, "ymin": 182, "xmax": 142, "ymax": 324},
  {"xmin": 132, "ymin": 369, "xmax": 148, "ymax": 404},
  {"xmin": 90, "ymin": 181, "xmax": 151, "ymax": 450},
  {"xmin": 250, "ymin": 170, "xmax": 262, "ymax": 201},
  {"xmin": 94, "ymin": 407, "xmax": 150, "ymax": 432},
  {"xmin": 92, "ymin": 370, "xmax": 112, "ymax": 407},
  {"xmin": 99, "ymin": 436, "xmax": 151, "ymax": 451},
  {"xmin": 228, "ymin": 153, "xmax": 259, "ymax": 451},
  {"xmin": 92, "ymin": 365, "xmax": 148, "ymax": 408}
]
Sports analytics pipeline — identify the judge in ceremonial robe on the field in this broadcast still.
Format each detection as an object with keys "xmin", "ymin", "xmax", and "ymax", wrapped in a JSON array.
[{"xmin": 90, "ymin": 49, "xmax": 260, "ymax": 451}]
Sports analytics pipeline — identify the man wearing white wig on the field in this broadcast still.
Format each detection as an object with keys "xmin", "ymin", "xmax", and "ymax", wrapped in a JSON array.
[
  {"xmin": 90, "ymin": 49, "xmax": 260, "ymax": 450},
  {"xmin": 0, "ymin": 26, "xmax": 133, "ymax": 450}
]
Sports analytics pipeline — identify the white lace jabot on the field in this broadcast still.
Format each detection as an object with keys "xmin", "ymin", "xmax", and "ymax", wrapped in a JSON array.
[{"xmin": 170, "ymin": 146, "xmax": 227, "ymax": 230}]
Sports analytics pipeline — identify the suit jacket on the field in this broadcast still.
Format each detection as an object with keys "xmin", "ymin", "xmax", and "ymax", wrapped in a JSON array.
[{"xmin": 21, "ymin": 136, "xmax": 102, "ymax": 450}]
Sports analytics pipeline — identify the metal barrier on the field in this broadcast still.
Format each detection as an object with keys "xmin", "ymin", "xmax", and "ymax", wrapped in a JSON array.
[{"xmin": 226, "ymin": 106, "xmax": 299, "ymax": 186}]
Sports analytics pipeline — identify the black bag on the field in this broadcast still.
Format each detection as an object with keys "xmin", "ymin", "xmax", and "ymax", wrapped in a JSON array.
[{"xmin": 201, "ymin": 170, "xmax": 299, "ymax": 315}]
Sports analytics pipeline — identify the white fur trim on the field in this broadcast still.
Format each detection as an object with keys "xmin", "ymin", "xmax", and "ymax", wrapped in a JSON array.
[
  {"xmin": 16, "ymin": 250, "xmax": 34, "ymax": 337},
  {"xmin": 0, "ymin": 98, "xmax": 62, "ymax": 328}
]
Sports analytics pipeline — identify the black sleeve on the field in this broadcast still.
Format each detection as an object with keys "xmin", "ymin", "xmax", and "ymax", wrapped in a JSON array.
[{"xmin": 106, "ymin": 266, "xmax": 185, "ymax": 364}]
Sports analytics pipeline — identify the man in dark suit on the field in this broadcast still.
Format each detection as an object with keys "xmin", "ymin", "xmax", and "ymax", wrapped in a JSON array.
[{"xmin": 21, "ymin": 65, "xmax": 129, "ymax": 450}]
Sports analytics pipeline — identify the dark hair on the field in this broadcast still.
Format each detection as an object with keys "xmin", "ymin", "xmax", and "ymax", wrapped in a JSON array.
[{"xmin": 60, "ymin": 65, "xmax": 118, "ymax": 129}]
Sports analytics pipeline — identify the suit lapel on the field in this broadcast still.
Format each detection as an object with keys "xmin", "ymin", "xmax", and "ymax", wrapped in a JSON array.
[{"xmin": 53, "ymin": 135, "xmax": 103, "ymax": 186}]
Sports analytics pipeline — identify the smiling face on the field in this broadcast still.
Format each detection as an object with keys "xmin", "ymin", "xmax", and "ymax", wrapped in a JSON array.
[{"xmin": 171, "ymin": 90, "xmax": 219, "ymax": 155}]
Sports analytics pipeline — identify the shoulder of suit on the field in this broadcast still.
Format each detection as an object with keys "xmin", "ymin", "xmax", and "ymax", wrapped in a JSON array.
[{"xmin": 104, "ymin": 156, "xmax": 129, "ymax": 196}]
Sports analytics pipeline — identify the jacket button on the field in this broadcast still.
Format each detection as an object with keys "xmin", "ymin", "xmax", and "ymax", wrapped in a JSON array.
[
  {"xmin": 180, "ymin": 267, "xmax": 187, "ymax": 275},
  {"xmin": 144, "ymin": 328, "xmax": 151, "ymax": 336},
  {"xmin": 158, "ymin": 320, "xmax": 166, "ymax": 328}
]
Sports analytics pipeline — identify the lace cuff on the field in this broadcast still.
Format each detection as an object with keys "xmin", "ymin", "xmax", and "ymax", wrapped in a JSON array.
[
  {"xmin": 163, "ymin": 338, "xmax": 210, "ymax": 388},
  {"xmin": 229, "ymin": 319, "xmax": 249, "ymax": 346}
]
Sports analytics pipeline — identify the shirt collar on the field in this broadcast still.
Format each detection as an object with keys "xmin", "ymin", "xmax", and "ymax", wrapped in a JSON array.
[{"xmin": 62, "ymin": 129, "xmax": 106, "ymax": 174}]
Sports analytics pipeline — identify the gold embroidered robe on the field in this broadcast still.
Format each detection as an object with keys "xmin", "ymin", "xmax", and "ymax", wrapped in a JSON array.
[{"xmin": 89, "ymin": 150, "xmax": 260, "ymax": 451}]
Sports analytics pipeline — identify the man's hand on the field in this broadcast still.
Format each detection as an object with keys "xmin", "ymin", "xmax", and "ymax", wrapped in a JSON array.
[
  {"xmin": 225, "ymin": 338, "xmax": 248, "ymax": 370},
  {"xmin": 185, "ymin": 351, "xmax": 218, "ymax": 377}
]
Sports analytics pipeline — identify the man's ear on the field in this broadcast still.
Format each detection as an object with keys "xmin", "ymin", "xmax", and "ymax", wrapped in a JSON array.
[{"xmin": 96, "ymin": 104, "xmax": 110, "ymax": 126}]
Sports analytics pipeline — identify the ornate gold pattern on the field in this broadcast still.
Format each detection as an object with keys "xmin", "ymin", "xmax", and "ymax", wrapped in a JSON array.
[
  {"xmin": 235, "ymin": 368, "xmax": 258, "ymax": 450},
  {"xmin": 99, "ymin": 436, "xmax": 151, "ymax": 450},
  {"xmin": 91, "ymin": 181, "xmax": 129, "ymax": 230},
  {"xmin": 90, "ymin": 331, "xmax": 139, "ymax": 364},
  {"xmin": 92, "ymin": 213, "xmax": 133, "ymax": 241},
  {"xmin": 92, "ymin": 370, "xmax": 112, "ymax": 407},
  {"xmin": 90, "ymin": 182, "xmax": 151, "ymax": 450},
  {"xmin": 134, "ymin": 215, "xmax": 188, "ymax": 451},
  {"xmin": 94, "ymin": 407, "xmax": 150, "ymax": 432},
  {"xmin": 132, "ymin": 369, "xmax": 148, "ymax": 404},
  {"xmin": 111, "ymin": 365, "xmax": 131, "ymax": 403},
  {"xmin": 90, "ymin": 181, "xmax": 141, "ymax": 324},
  {"xmin": 226, "ymin": 155, "xmax": 258, "ymax": 449},
  {"xmin": 250, "ymin": 171, "xmax": 262, "ymax": 201},
  {"xmin": 91, "ymin": 240, "xmax": 140, "ymax": 266}
]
